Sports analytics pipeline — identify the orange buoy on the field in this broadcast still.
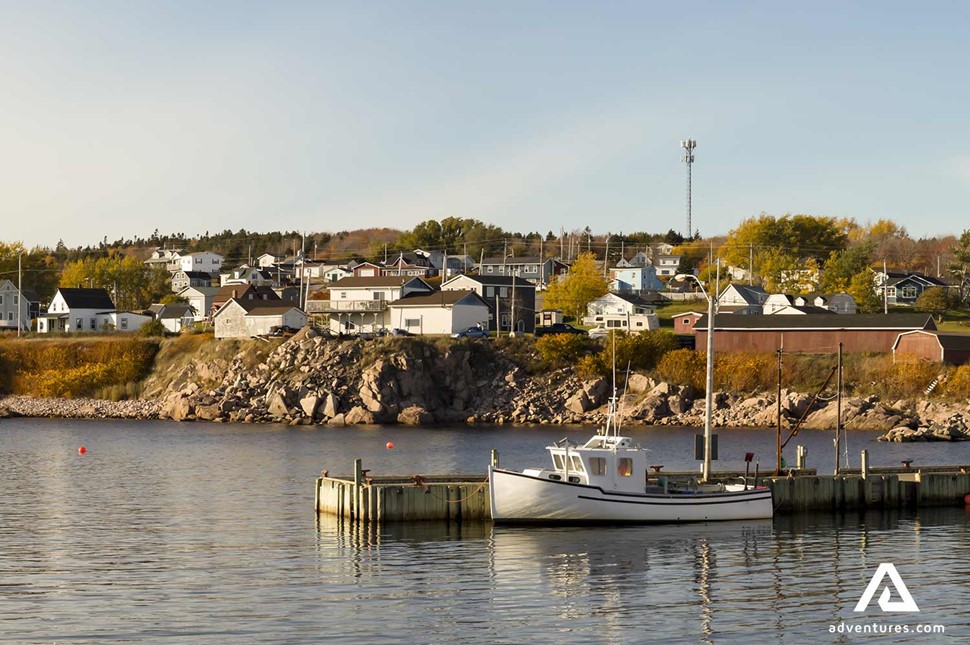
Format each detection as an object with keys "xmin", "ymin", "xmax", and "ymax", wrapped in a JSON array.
[
  {"xmin": 965, "ymin": 494, "xmax": 970, "ymax": 505},
  {"xmin": 78, "ymin": 446, "xmax": 87, "ymax": 455},
  {"xmin": 386, "ymin": 442, "xmax": 394, "ymax": 450}
]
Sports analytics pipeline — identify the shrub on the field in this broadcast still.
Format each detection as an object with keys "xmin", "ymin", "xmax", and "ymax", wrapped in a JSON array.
[
  {"xmin": 943, "ymin": 365, "xmax": 970, "ymax": 398},
  {"xmin": 139, "ymin": 319, "xmax": 168, "ymax": 337},
  {"xmin": 576, "ymin": 330, "xmax": 678, "ymax": 379},
  {"xmin": 535, "ymin": 334, "xmax": 593, "ymax": 368},
  {"xmin": 714, "ymin": 353, "xmax": 777, "ymax": 393},
  {"xmin": 655, "ymin": 348, "xmax": 706, "ymax": 392}
]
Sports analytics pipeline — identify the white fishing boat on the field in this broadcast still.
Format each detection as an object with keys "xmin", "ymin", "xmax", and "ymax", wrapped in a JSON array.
[
  {"xmin": 489, "ymin": 273, "xmax": 773, "ymax": 524},
  {"xmin": 488, "ymin": 431, "xmax": 773, "ymax": 523}
]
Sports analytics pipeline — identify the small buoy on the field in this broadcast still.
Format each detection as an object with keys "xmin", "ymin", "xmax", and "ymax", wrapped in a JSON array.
[
  {"xmin": 965, "ymin": 494, "xmax": 970, "ymax": 505},
  {"xmin": 78, "ymin": 446, "xmax": 87, "ymax": 455},
  {"xmin": 386, "ymin": 442, "xmax": 394, "ymax": 450}
]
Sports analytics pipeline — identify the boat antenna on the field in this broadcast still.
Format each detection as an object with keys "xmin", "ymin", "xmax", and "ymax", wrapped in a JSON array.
[{"xmin": 616, "ymin": 359, "xmax": 631, "ymax": 436}]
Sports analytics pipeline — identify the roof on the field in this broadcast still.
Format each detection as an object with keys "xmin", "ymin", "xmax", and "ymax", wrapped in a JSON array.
[
  {"xmin": 388, "ymin": 290, "xmax": 487, "ymax": 307},
  {"xmin": 443, "ymin": 275, "xmax": 534, "ymax": 288},
  {"xmin": 695, "ymin": 313, "xmax": 936, "ymax": 331},
  {"xmin": 332, "ymin": 276, "xmax": 428, "ymax": 288},
  {"xmin": 770, "ymin": 305, "xmax": 836, "ymax": 315},
  {"xmin": 894, "ymin": 330, "xmax": 970, "ymax": 352},
  {"xmin": 886, "ymin": 273, "xmax": 948, "ymax": 288},
  {"xmin": 607, "ymin": 292, "xmax": 656, "ymax": 307},
  {"xmin": 56, "ymin": 288, "xmax": 115, "ymax": 310},
  {"xmin": 178, "ymin": 286, "xmax": 221, "ymax": 297},
  {"xmin": 239, "ymin": 300, "xmax": 304, "ymax": 316},
  {"xmin": 480, "ymin": 256, "xmax": 541, "ymax": 265},
  {"xmin": 157, "ymin": 303, "xmax": 194, "ymax": 319},
  {"xmin": 719, "ymin": 284, "xmax": 768, "ymax": 304}
]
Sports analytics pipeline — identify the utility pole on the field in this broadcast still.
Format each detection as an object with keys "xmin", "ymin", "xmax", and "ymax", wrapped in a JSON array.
[
  {"xmin": 749, "ymin": 244, "xmax": 754, "ymax": 286},
  {"xmin": 835, "ymin": 342, "xmax": 843, "ymax": 475},
  {"xmin": 17, "ymin": 252, "xmax": 23, "ymax": 337},
  {"xmin": 883, "ymin": 260, "xmax": 888, "ymax": 314},
  {"xmin": 603, "ymin": 235, "xmax": 611, "ymax": 278},
  {"xmin": 681, "ymin": 138, "xmax": 697, "ymax": 239}
]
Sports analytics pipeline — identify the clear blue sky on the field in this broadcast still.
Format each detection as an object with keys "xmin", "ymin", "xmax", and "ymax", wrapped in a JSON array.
[{"xmin": 2, "ymin": 1, "xmax": 969, "ymax": 248}]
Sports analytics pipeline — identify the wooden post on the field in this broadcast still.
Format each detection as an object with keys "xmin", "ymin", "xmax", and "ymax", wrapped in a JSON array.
[
  {"xmin": 796, "ymin": 445, "xmax": 806, "ymax": 470},
  {"xmin": 490, "ymin": 449, "xmax": 499, "ymax": 468},
  {"xmin": 835, "ymin": 342, "xmax": 843, "ymax": 476},
  {"xmin": 776, "ymin": 347, "xmax": 783, "ymax": 475},
  {"xmin": 861, "ymin": 450, "xmax": 870, "ymax": 480}
]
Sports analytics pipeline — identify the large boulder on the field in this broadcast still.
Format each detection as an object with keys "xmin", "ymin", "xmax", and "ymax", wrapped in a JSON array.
[
  {"xmin": 300, "ymin": 394, "xmax": 321, "ymax": 419},
  {"xmin": 344, "ymin": 406, "xmax": 376, "ymax": 425},
  {"xmin": 565, "ymin": 391, "xmax": 592, "ymax": 414},
  {"xmin": 626, "ymin": 374, "xmax": 654, "ymax": 394},
  {"xmin": 398, "ymin": 405, "xmax": 433, "ymax": 426}
]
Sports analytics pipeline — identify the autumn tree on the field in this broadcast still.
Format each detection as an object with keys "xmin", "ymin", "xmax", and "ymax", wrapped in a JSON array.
[
  {"xmin": 818, "ymin": 242, "xmax": 874, "ymax": 293},
  {"xmin": 847, "ymin": 271, "xmax": 881, "ymax": 313},
  {"xmin": 720, "ymin": 214, "xmax": 848, "ymax": 288},
  {"xmin": 60, "ymin": 256, "xmax": 169, "ymax": 311},
  {"xmin": 948, "ymin": 230, "xmax": 970, "ymax": 306},
  {"xmin": 914, "ymin": 287, "xmax": 948, "ymax": 319},
  {"xmin": 543, "ymin": 252, "xmax": 608, "ymax": 320}
]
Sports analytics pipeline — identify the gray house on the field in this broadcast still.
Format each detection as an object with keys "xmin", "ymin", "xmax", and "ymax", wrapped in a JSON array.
[{"xmin": 441, "ymin": 274, "xmax": 536, "ymax": 333}]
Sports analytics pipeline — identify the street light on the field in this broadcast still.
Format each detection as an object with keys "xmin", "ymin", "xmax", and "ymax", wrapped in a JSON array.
[
  {"xmin": 674, "ymin": 271, "xmax": 715, "ymax": 483},
  {"xmin": 681, "ymin": 139, "xmax": 697, "ymax": 239}
]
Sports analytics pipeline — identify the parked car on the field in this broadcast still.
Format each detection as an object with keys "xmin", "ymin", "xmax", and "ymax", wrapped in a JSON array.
[
  {"xmin": 452, "ymin": 325, "xmax": 489, "ymax": 339},
  {"xmin": 268, "ymin": 325, "xmax": 299, "ymax": 337},
  {"xmin": 390, "ymin": 328, "xmax": 414, "ymax": 337},
  {"xmin": 359, "ymin": 328, "xmax": 389, "ymax": 340},
  {"xmin": 587, "ymin": 326, "xmax": 609, "ymax": 339},
  {"xmin": 534, "ymin": 323, "xmax": 586, "ymax": 337}
]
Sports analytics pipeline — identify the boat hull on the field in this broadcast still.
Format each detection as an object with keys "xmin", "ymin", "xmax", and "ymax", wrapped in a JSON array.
[{"xmin": 489, "ymin": 466, "xmax": 773, "ymax": 523}]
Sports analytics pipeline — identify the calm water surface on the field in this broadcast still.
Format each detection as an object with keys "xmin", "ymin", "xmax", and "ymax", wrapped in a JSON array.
[{"xmin": 3, "ymin": 418, "xmax": 970, "ymax": 643}]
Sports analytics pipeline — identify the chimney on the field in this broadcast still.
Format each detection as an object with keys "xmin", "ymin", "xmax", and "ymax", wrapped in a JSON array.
[{"xmin": 232, "ymin": 289, "xmax": 237, "ymax": 299}]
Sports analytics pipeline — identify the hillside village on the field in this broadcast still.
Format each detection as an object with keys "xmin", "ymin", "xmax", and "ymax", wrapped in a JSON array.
[{"xmin": 2, "ymin": 215, "xmax": 970, "ymax": 367}]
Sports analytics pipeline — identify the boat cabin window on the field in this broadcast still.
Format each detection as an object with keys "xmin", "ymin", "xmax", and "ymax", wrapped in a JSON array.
[
  {"xmin": 617, "ymin": 458, "xmax": 633, "ymax": 477},
  {"xmin": 553, "ymin": 454, "xmax": 565, "ymax": 470},
  {"xmin": 588, "ymin": 457, "xmax": 607, "ymax": 476},
  {"xmin": 570, "ymin": 456, "xmax": 585, "ymax": 473}
]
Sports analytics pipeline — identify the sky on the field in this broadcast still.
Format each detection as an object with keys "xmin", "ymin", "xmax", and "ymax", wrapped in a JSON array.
[{"xmin": 2, "ymin": 1, "xmax": 969, "ymax": 248}]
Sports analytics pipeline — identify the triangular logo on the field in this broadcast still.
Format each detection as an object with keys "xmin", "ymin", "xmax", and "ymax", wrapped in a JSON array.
[{"xmin": 853, "ymin": 563, "xmax": 920, "ymax": 613}]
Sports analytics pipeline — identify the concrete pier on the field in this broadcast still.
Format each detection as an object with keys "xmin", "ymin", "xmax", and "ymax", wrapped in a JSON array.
[
  {"xmin": 316, "ymin": 460, "xmax": 489, "ymax": 522},
  {"xmin": 315, "ymin": 458, "xmax": 970, "ymax": 523}
]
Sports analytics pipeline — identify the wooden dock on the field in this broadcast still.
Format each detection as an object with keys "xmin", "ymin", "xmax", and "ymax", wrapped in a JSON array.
[{"xmin": 315, "ymin": 455, "xmax": 970, "ymax": 523}]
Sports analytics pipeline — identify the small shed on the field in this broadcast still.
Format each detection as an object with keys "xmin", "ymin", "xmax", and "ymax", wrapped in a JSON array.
[
  {"xmin": 892, "ymin": 330, "xmax": 970, "ymax": 365},
  {"xmin": 673, "ymin": 311, "xmax": 705, "ymax": 335}
]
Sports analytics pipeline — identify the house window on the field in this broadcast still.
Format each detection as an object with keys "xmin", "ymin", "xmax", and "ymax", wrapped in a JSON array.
[
  {"xmin": 120, "ymin": 318, "xmax": 128, "ymax": 330},
  {"xmin": 7, "ymin": 312, "xmax": 12, "ymax": 321},
  {"xmin": 90, "ymin": 318, "xmax": 96, "ymax": 330},
  {"xmin": 499, "ymin": 287, "xmax": 508, "ymax": 298},
  {"xmin": 373, "ymin": 292, "xmax": 385, "ymax": 300},
  {"xmin": 500, "ymin": 313, "xmax": 509, "ymax": 329},
  {"xmin": 617, "ymin": 458, "xmax": 633, "ymax": 477},
  {"xmin": 0, "ymin": 296, "xmax": 3, "ymax": 304},
  {"xmin": 486, "ymin": 287, "xmax": 494, "ymax": 298},
  {"xmin": 902, "ymin": 286, "xmax": 918, "ymax": 299},
  {"xmin": 886, "ymin": 287, "xmax": 896, "ymax": 297},
  {"xmin": 588, "ymin": 457, "xmax": 607, "ymax": 476},
  {"xmin": 75, "ymin": 317, "xmax": 82, "ymax": 329},
  {"xmin": 405, "ymin": 318, "xmax": 420, "ymax": 328},
  {"xmin": 682, "ymin": 317, "xmax": 691, "ymax": 324},
  {"xmin": 486, "ymin": 266, "xmax": 493, "ymax": 273},
  {"xmin": 340, "ymin": 292, "xmax": 347, "ymax": 299}
]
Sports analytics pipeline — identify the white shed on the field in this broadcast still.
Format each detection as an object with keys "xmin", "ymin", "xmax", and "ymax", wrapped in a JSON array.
[{"xmin": 388, "ymin": 290, "xmax": 490, "ymax": 335}]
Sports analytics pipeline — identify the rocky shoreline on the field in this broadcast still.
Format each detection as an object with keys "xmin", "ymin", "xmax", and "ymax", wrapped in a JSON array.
[{"xmin": 3, "ymin": 332, "xmax": 970, "ymax": 441}]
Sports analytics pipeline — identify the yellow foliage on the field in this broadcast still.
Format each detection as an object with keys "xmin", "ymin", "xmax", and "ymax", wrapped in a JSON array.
[{"xmin": 655, "ymin": 349, "xmax": 706, "ymax": 392}]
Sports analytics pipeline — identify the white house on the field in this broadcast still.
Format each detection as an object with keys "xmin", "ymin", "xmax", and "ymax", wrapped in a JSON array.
[
  {"xmin": 37, "ymin": 288, "xmax": 151, "ymax": 333},
  {"xmin": 256, "ymin": 253, "xmax": 279, "ymax": 268},
  {"xmin": 213, "ymin": 299, "xmax": 308, "ymax": 339},
  {"xmin": 799, "ymin": 293, "xmax": 857, "ymax": 314},
  {"xmin": 387, "ymin": 290, "xmax": 490, "ymax": 335},
  {"xmin": 609, "ymin": 265, "xmax": 663, "ymax": 293},
  {"xmin": 653, "ymin": 244, "xmax": 682, "ymax": 277},
  {"xmin": 766, "ymin": 292, "xmax": 857, "ymax": 315},
  {"xmin": 38, "ymin": 288, "xmax": 116, "ymax": 333},
  {"xmin": 148, "ymin": 303, "xmax": 196, "ymax": 333},
  {"xmin": 323, "ymin": 276, "xmax": 434, "ymax": 335},
  {"xmin": 717, "ymin": 284, "xmax": 768, "ymax": 314},
  {"xmin": 583, "ymin": 292, "xmax": 659, "ymax": 331},
  {"xmin": 169, "ymin": 251, "xmax": 224, "ymax": 275},
  {"xmin": 144, "ymin": 248, "xmax": 183, "ymax": 269},
  {"xmin": 220, "ymin": 266, "xmax": 275, "ymax": 287},
  {"xmin": 616, "ymin": 250, "xmax": 651, "ymax": 268},
  {"xmin": 178, "ymin": 286, "xmax": 221, "ymax": 322},
  {"xmin": 0, "ymin": 280, "xmax": 40, "ymax": 331}
]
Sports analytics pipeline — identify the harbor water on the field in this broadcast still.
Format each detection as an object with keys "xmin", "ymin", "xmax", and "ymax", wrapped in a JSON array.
[{"xmin": 3, "ymin": 418, "xmax": 970, "ymax": 643}]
